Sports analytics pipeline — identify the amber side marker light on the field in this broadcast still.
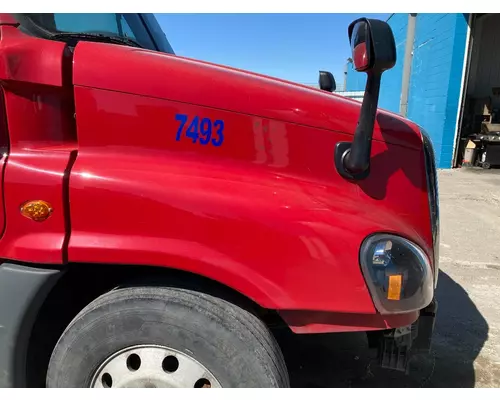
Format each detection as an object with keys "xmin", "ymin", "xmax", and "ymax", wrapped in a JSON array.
[
  {"xmin": 387, "ymin": 274, "xmax": 402, "ymax": 301},
  {"xmin": 20, "ymin": 200, "xmax": 53, "ymax": 222}
]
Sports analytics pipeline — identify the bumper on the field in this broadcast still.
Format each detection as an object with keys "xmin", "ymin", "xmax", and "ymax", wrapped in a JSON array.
[{"xmin": 0, "ymin": 263, "xmax": 63, "ymax": 388}]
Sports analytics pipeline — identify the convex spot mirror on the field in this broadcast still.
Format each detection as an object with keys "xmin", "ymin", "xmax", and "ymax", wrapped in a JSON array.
[
  {"xmin": 348, "ymin": 18, "xmax": 396, "ymax": 74},
  {"xmin": 319, "ymin": 70, "xmax": 336, "ymax": 92}
]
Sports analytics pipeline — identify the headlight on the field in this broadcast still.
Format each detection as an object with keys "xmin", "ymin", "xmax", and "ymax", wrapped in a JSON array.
[{"xmin": 360, "ymin": 234, "xmax": 434, "ymax": 314}]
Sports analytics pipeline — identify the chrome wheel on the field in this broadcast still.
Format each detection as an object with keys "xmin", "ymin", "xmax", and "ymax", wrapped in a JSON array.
[{"xmin": 90, "ymin": 345, "xmax": 221, "ymax": 388}]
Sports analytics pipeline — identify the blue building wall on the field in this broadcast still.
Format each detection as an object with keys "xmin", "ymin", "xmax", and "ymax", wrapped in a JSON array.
[
  {"xmin": 345, "ymin": 14, "xmax": 469, "ymax": 168},
  {"xmin": 378, "ymin": 14, "xmax": 408, "ymax": 113},
  {"xmin": 407, "ymin": 14, "xmax": 468, "ymax": 168},
  {"xmin": 345, "ymin": 62, "xmax": 366, "ymax": 91}
]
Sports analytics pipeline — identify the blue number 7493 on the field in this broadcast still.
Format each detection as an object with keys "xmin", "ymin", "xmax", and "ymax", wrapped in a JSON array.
[{"xmin": 175, "ymin": 114, "xmax": 224, "ymax": 147}]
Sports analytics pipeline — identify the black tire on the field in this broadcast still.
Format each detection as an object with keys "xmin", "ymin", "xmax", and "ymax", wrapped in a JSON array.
[{"xmin": 46, "ymin": 286, "xmax": 289, "ymax": 388}]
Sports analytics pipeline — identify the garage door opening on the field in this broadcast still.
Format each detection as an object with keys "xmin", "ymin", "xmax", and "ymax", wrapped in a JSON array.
[{"xmin": 455, "ymin": 13, "xmax": 500, "ymax": 169}]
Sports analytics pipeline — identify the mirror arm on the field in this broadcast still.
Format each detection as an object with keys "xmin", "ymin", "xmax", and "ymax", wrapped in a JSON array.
[
  {"xmin": 335, "ymin": 71, "xmax": 381, "ymax": 181},
  {"xmin": 343, "ymin": 71, "xmax": 381, "ymax": 174},
  {"xmin": 336, "ymin": 17, "xmax": 395, "ymax": 181}
]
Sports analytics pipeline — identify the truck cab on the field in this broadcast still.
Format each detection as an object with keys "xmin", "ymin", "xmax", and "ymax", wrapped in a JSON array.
[{"xmin": 0, "ymin": 13, "xmax": 438, "ymax": 388}]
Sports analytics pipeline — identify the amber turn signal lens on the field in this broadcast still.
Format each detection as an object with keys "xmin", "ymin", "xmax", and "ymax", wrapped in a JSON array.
[
  {"xmin": 20, "ymin": 200, "xmax": 53, "ymax": 222},
  {"xmin": 387, "ymin": 274, "xmax": 402, "ymax": 301}
]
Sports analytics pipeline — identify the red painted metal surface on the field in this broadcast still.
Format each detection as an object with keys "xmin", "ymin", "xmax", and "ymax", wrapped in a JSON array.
[
  {"xmin": 279, "ymin": 310, "xmax": 419, "ymax": 334},
  {"xmin": 0, "ymin": 148, "xmax": 73, "ymax": 263},
  {"xmin": 73, "ymin": 42, "xmax": 423, "ymax": 150},
  {"xmin": 0, "ymin": 25, "xmax": 68, "ymax": 87},
  {"xmin": 69, "ymin": 41, "xmax": 434, "ymax": 320},
  {"xmin": 0, "ymin": 25, "xmax": 76, "ymax": 263},
  {"xmin": 0, "ymin": 28, "xmax": 435, "ymax": 333},
  {"xmin": 0, "ymin": 13, "xmax": 18, "ymax": 26}
]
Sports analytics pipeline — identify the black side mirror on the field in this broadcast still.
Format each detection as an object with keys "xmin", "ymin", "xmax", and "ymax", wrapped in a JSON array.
[
  {"xmin": 348, "ymin": 19, "xmax": 396, "ymax": 73},
  {"xmin": 335, "ymin": 18, "xmax": 396, "ymax": 180},
  {"xmin": 319, "ymin": 71, "xmax": 336, "ymax": 92}
]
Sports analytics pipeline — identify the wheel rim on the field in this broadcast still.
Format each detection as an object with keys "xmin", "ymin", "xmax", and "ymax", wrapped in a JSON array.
[{"xmin": 90, "ymin": 344, "xmax": 222, "ymax": 388}]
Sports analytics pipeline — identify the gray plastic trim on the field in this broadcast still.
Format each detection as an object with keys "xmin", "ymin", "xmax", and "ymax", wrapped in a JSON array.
[{"xmin": 0, "ymin": 263, "xmax": 63, "ymax": 388}]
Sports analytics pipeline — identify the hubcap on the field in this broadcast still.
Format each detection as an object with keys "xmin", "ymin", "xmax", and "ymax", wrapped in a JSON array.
[{"xmin": 90, "ymin": 345, "xmax": 221, "ymax": 388}]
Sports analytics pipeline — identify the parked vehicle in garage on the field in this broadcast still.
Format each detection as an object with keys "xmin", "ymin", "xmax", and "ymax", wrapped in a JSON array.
[{"xmin": 0, "ymin": 13, "xmax": 439, "ymax": 388}]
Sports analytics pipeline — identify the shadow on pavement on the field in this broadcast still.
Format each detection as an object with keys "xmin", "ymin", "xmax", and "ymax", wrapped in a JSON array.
[{"xmin": 278, "ymin": 271, "xmax": 488, "ymax": 387}]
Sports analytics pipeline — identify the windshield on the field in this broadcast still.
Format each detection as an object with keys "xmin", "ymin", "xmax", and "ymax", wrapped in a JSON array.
[{"xmin": 13, "ymin": 13, "xmax": 174, "ymax": 54}]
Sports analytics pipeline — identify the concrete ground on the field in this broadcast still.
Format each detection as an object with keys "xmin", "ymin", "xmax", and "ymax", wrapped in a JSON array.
[{"xmin": 280, "ymin": 168, "xmax": 500, "ymax": 388}]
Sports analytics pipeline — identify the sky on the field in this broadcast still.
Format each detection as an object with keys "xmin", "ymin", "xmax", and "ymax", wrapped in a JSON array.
[{"xmin": 155, "ymin": 13, "xmax": 390, "ymax": 89}]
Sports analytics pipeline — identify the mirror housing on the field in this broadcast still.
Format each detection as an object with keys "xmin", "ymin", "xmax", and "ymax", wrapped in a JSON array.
[
  {"xmin": 335, "ymin": 18, "xmax": 396, "ymax": 180},
  {"xmin": 348, "ymin": 18, "xmax": 396, "ymax": 73},
  {"xmin": 319, "ymin": 70, "xmax": 336, "ymax": 92}
]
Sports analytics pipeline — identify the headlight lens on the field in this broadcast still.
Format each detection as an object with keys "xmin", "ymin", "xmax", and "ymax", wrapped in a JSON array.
[{"xmin": 360, "ymin": 234, "xmax": 434, "ymax": 314}]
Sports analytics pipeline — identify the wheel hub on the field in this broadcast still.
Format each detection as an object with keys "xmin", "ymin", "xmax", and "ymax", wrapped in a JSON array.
[{"xmin": 90, "ymin": 345, "xmax": 221, "ymax": 388}]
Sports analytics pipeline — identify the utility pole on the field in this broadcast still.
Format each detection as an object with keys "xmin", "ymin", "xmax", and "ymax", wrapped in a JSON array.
[{"xmin": 400, "ymin": 13, "xmax": 417, "ymax": 117}]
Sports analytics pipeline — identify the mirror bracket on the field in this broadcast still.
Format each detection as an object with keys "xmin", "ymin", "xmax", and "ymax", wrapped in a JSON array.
[{"xmin": 334, "ymin": 142, "xmax": 370, "ymax": 180}]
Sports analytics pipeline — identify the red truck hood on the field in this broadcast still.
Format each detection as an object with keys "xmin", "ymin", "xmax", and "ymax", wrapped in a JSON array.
[{"xmin": 73, "ymin": 42, "xmax": 423, "ymax": 150}]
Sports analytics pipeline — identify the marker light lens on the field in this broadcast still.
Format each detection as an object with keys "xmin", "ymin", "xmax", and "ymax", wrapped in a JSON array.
[
  {"xmin": 20, "ymin": 200, "xmax": 53, "ymax": 222},
  {"xmin": 387, "ymin": 274, "xmax": 402, "ymax": 300}
]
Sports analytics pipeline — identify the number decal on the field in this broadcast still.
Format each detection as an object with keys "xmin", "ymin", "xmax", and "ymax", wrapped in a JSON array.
[
  {"xmin": 199, "ymin": 118, "xmax": 212, "ymax": 145},
  {"xmin": 175, "ymin": 114, "xmax": 188, "ymax": 141},
  {"xmin": 212, "ymin": 120, "xmax": 224, "ymax": 147},
  {"xmin": 175, "ymin": 113, "xmax": 225, "ymax": 147},
  {"xmin": 186, "ymin": 116, "xmax": 199, "ymax": 143}
]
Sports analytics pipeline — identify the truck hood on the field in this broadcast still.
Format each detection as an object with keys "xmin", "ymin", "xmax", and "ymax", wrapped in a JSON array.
[{"xmin": 73, "ymin": 42, "xmax": 423, "ymax": 150}]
